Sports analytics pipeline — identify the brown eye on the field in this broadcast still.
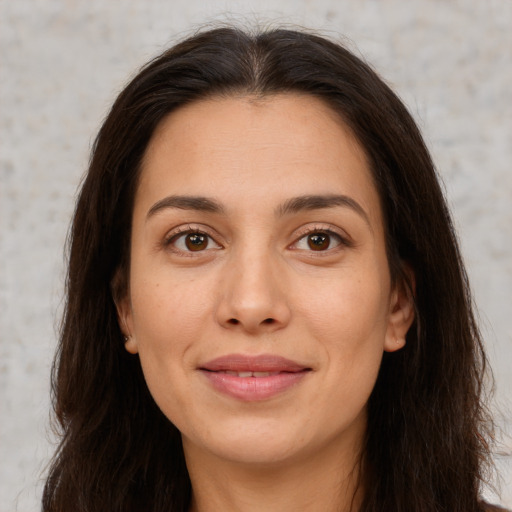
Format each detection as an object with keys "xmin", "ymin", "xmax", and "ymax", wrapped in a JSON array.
[
  {"xmin": 293, "ymin": 230, "xmax": 344, "ymax": 252},
  {"xmin": 185, "ymin": 233, "xmax": 208, "ymax": 251},
  {"xmin": 307, "ymin": 233, "xmax": 331, "ymax": 251},
  {"xmin": 168, "ymin": 230, "xmax": 222, "ymax": 254}
]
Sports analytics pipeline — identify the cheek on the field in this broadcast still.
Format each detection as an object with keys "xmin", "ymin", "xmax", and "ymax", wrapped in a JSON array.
[
  {"xmin": 128, "ymin": 278, "xmax": 207, "ymax": 420},
  {"xmin": 130, "ymin": 269, "xmax": 212, "ymax": 345},
  {"xmin": 296, "ymin": 265, "xmax": 390, "ymax": 398},
  {"xmin": 298, "ymin": 266, "xmax": 390, "ymax": 345}
]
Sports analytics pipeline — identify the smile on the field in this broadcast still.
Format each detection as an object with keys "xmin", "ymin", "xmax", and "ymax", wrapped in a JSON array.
[
  {"xmin": 215, "ymin": 371, "xmax": 282, "ymax": 377},
  {"xmin": 199, "ymin": 354, "xmax": 311, "ymax": 401}
]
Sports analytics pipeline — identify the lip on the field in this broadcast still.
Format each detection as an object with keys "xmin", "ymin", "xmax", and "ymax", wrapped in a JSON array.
[{"xmin": 199, "ymin": 354, "xmax": 311, "ymax": 401}]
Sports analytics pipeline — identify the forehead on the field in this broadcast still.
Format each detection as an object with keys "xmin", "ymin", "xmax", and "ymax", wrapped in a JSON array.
[
  {"xmin": 137, "ymin": 93, "xmax": 382, "ymax": 227},
  {"xmin": 144, "ymin": 93, "xmax": 363, "ymax": 166}
]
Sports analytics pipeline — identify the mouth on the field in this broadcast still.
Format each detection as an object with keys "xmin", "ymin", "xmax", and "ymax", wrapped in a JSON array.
[
  {"xmin": 199, "ymin": 354, "xmax": 312, "ymax": 401},
  {"xmin": 209, "ymin": 370, "xmax": 284, "ymax": 377}
]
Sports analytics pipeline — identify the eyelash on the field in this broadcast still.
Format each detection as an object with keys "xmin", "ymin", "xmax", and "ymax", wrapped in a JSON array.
[
  {"xmin": 163, "ymin": 224, "xmax": 352, "ymax": 256},
  {"xmin": 163, "ymin": 225, "xmax": 222, "ymax": 256},
  {"xmin": 290, "ymin": 225, "xmax": 352, "ymax": 254}
]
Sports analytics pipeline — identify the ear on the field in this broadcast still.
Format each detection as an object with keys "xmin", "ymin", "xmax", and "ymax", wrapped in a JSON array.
[
  {"xmin": 111, "ymin": 268, "xmax": 138, "ymax": 355},
  {"xmin": 115, "ymin": 297, "xmax": 138, "ymax": 354},
  {"xmin": 384, "ymin": 265, "xmax": 416, "ymax": 353}
]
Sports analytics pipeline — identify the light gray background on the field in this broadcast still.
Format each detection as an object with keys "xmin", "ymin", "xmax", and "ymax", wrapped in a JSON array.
[{"xmin": 1, "ymin": 1, "xmax": 511, "ymax": 510}]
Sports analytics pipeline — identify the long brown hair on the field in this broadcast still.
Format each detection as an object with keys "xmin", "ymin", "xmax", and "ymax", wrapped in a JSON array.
[{"xmin": 43, "ymin": 26, "xmax": 494, "ymax": 511}]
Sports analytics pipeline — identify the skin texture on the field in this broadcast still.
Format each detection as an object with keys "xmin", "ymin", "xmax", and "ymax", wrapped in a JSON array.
[{"xmin": 118, "ymin": 94, "xmax": 415, "ymax": 512}]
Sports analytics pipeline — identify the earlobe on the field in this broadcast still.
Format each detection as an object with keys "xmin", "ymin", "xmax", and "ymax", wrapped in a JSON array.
[
  {"xmin": 116, "ymin": 299, "xmax": 138, "ymax": 354},
  {"xmin": 384, "ymin": 267, "xmax": 416, "ymax": 353},
  {"xmin": 124, "ymin": 334, "xmax": 138, "ymax": 354},
  {"xmin": 111, "ymin": 267, "xmax": 138, "ymax": 354},
  {"xmin": 113, "ymin": 296, "xmax": 138, "ymax": 355}
]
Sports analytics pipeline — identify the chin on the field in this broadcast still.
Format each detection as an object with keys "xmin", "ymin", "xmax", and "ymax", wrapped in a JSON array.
[{"xmin": 183, "ymin": 416, "xmax": 312, "ymax": 466}]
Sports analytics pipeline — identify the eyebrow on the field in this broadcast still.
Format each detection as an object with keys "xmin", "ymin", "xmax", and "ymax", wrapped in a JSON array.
[
  {"xmin": 147, "ymin": 195, "xmax": 225, "ymax": 219},
  {"xmin": 277, "ymin": 194, "xmax": 371, "ymax": 226},
  {"xmin": 146, "ymin": 193, "xmax": 370, "ymax": 227}
]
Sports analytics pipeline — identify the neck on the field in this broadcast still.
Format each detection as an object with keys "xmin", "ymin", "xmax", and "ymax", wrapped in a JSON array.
[{"xmin": 184, "ymin": 436, "xmax": 364, "ymax": 512}]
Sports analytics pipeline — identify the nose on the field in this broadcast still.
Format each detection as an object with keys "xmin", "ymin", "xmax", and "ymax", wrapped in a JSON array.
[{"xmin": 215, "ymin": 247, "xmax": 291, "ymax": 335}]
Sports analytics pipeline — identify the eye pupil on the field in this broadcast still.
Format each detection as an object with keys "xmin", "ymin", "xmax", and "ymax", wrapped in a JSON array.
[
  {"xmin": 185, "ymin": 233, "xmax": 208, "ymax": 251},
  {"xmin": 308, "ymin": 233, "xmax": 330, "ymax": 250}
]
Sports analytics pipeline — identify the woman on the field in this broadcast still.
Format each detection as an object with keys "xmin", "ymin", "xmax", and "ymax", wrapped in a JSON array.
[{"xmin": 43, "ymin": 26, "xmax": 503, "ymax": 511}]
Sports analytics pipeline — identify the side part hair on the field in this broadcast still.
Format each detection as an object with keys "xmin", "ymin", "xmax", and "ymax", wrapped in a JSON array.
[{"xmin": 43, "ymin": 26, "xmax": 493, "ymax": 512}]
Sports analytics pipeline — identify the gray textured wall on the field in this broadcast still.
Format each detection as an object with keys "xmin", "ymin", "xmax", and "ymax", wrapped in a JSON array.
[{"xmin": 1, "ymin": 1, "xmax": 511, "ymax": 510}]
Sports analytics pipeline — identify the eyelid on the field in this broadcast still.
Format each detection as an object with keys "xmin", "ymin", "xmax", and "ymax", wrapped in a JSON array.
[
  {"xmin": 289, "ymin": 223, "xmax": 353, "ymax": 251},
  {"xmin": 163, "ymin": 224, "xmax": 223, "ymax": 254}
]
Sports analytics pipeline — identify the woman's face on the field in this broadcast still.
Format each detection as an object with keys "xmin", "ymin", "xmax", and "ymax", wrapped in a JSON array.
[{"xmin": 118, "ymin": 94, "xmax": 414, "ymax": 468}]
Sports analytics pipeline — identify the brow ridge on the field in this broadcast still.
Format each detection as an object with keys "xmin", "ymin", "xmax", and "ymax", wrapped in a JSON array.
[
  {"xmin": 147, "ymin": 195, "xmax": 224, "ymax": 219},
  {"xmin": 146, "ymin": 193, "xmax": 370, "ymax": 227},
  {"xmin": 277, "ymin": 194, "xmax": 370, "ymax": 225}
]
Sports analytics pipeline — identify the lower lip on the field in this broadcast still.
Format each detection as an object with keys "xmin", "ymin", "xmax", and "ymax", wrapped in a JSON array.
[{"xmin": 201, "ymin": 371, "xmax": 308, "ymax": 401}]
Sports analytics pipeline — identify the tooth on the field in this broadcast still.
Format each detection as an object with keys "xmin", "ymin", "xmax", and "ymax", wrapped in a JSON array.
[
  {"xmin": 238, "ymin": 371, "xmax": 253, "ymax": 378},
  {"xmin": 225, "ymin": 371, "xmax": 238, "ymax": 376},
  {"xmin": 253, "ymin": 372, "xmax": 270, "ymax": 377}
]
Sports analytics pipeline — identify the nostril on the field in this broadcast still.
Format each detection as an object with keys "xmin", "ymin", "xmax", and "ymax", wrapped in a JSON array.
[{"xmin": 225, "ymin": 317, "xmax": 276, "ymax": 327}]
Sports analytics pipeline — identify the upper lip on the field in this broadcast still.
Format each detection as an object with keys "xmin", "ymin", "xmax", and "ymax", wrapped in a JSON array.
[{"xmin": 200, "ymin": 354, "xmax": 310, "ymax": 373}]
